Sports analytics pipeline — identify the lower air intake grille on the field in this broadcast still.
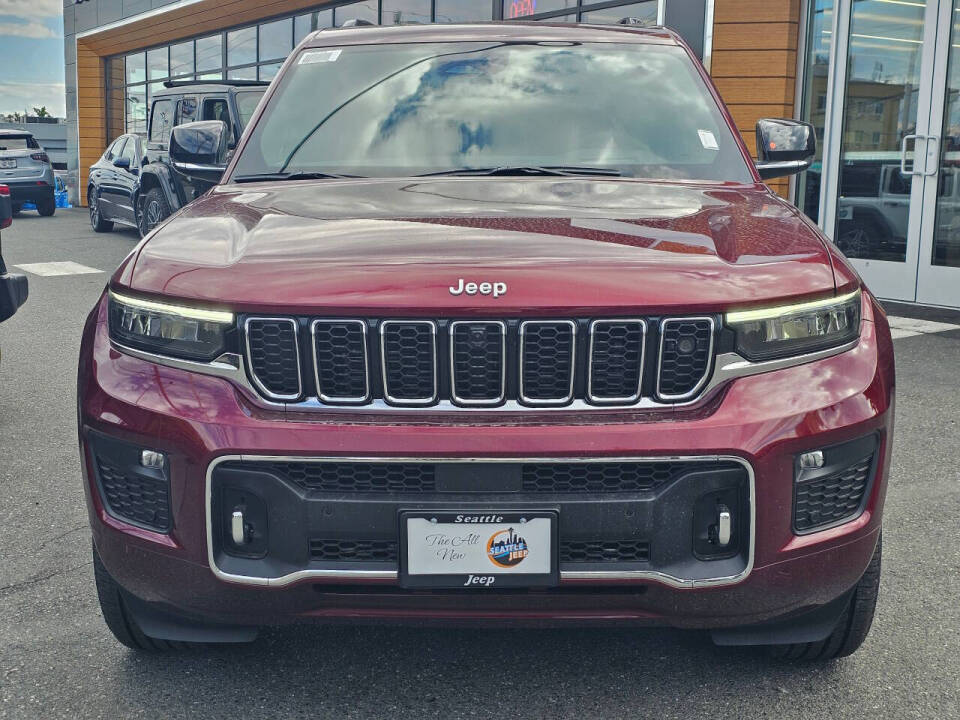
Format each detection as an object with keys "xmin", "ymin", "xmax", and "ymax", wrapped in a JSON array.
[
  {"xmin": 521, "ymin": 461, "xmax": 731, "ymax": 493},
  {"xmin": 228, "ymin": 460, "xmax": 740, "ymax": 495},
  {"xmin": 560, "ymin": 540, "xmax": 650, "ymax": 563},
  {"xmin": 310, "ymin": 539, "xmax": 398, "ymax": 562},
  {"xmin": 95, "ymin": 456, "xmax": 170, "ymax": 532},
  {"xmin": 254, "ymin": 462, "xmax": 437, "ymax": 493},
  {"xmin": 657, "ymin": 318, "xmax": 714, "ymax": 399},
  {"xmin": 246, "ymin": 318, "xmax": 301, "ymax": 399},
  {"xmin": 794, "ymin": 457, "xmax": 873, "ymax": 532}
]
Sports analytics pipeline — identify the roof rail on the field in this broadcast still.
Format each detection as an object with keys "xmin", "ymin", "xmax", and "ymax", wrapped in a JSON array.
[
  {"xmin": 161, "ymin": 79, "xmax": 270, "ymax": 89},
  {"xmin": 617, "ymin": 16, "xmax": 656, "ymax": 26},
  {"xmin": 340, "ymin": 18, "xmax": 376, "ymax": 27}
]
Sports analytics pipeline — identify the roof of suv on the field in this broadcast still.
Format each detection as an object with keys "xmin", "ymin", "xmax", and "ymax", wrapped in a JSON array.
[
  {"xmin": 303, "ymin": 21, "xmax": 681, "ymax": 48},
  {"xmin": 153, "ymin": 80, "xmax": 269, "ymax": 98},
  {"xmin": 0, "ymin": 129, "xmax": 34, "ymax": 137}
]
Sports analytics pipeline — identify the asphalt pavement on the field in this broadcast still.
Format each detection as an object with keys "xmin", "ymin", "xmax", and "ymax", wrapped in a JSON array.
[{"xmin": 0, "ymin": 208, "xmax": 958, "ymax": 719}]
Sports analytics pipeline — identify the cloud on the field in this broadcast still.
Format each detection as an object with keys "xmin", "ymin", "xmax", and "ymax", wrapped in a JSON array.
[
  {"xmin": 0, "ymin": 0, "xmax": 62, "ymax": 19},
  {"xmin": 0, "ymin": 20, "xmax": 58, "ymax": 38},
  {"xmin": 0, "ymin": 80, "xmax": 65, "ymax": 117}
]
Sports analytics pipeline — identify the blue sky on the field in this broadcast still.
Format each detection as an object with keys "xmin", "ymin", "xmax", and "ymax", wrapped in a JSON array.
[{"xmin": 0, "ymin": 0, "xmax": 65, "ymax": 117}]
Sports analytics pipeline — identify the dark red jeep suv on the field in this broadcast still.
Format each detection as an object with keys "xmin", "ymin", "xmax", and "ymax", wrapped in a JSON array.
[{"xmin": 78, "ymin": 22, "xmax": 894, "ymax": 661}]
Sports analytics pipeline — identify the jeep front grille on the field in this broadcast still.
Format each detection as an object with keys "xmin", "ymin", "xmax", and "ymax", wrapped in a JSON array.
[{"xmin": 240, "ymin": 316, "xmax": 718, "ymax": 408}]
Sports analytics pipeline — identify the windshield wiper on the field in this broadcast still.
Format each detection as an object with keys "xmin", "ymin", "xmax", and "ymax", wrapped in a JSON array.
[
  {"xmin": 233, "ymin": 171, "xmax": 360, "ymax": 182},
  {"xmin": 416, "ymin": 165, "xmax": 622, "ymax": 178}
]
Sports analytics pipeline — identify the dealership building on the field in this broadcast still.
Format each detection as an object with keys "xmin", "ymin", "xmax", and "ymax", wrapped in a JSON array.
[{"xmin": 62, "ymin": 0, "xmax": 960, "ymax": 309}]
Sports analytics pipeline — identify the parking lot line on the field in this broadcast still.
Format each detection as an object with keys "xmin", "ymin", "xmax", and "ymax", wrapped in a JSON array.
[{"xmin": 13, "ymin": 261, "xmax": 104, "ymax": 277}]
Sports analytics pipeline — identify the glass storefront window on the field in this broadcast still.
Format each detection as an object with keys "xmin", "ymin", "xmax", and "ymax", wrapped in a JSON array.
[
  {"xmin": 147, "ymin": 47, "xmax": 168, "ymax": 81},
  {"xmin": 435, "ymin": 0, "xmax": 492, "ymax": 22},
  {"xmin": 228, "ymin": 27, "xmax": 257, "ymax": 67},
  {"xmin": 797, "ymin": 0, "xmax": 833, "ymax": 222},
  {"xmin": 932, "ymin": 0, "xmax": 960, "ymax": 268},
  {"xmin": 294, "ymin": 13, "xmax": 314, "ymax": 43},
  {"xmin": 125, "ymin": 85, "xmax": 147, "ymax": 136},
  {"xmin": 382, "ymin": 0, "xmax": 432, "ymax": 25},
  {"xmin": 198, "ymin": 71, "xmax": 224, "ymax": 81},
  {"xmin": 505, "ymin": 0, "xmax": 576, "ymax": 21},
  {"xmin": 196, "ymin": 34, "xmax": 223, "ymax": 72},
  {"xmin": 169, "ymin": 41, "xmax": 194, "ymax": 78},
  {"xmin": 334, "ymin": 1, "xmax": 378, "ymax": 26},
  {"xmin": 125, "ymin": 53, "xmax": 145, "ymax": 85},
  {"xmin": 259, "ymin": 62, "xmax": 283, "ymax": 81},
  {"xmin": 317, "ymin": 9, "xmax": 334, "ymax": 28},
  {"xmin": 833, "ymin": 0, "xmax": 926, "ymax": 262},
  {"xmin": 260, "ymin": 18, "xmax": 293, "ymax": 61},
  {"xmin": 580, "ymin": 1, "xmax": 656, "ymax": 23},
  {"xmin": 228, "ymin": 67, "xmax": 258, "ymax": 80}
]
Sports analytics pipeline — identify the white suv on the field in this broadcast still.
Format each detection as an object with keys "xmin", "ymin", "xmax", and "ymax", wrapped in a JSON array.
[{"xmin": 0, "ymin": 129, "xmax": 56, "ymax": 217}]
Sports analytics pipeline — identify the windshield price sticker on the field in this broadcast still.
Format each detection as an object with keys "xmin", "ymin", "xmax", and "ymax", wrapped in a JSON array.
[
  {"xmin": 299, "ymin": 49, "xmax": 342, "ymax": 65},
  {"xmin": 698, "ymin": 129, "xmax": 719, "ymax": 150}
]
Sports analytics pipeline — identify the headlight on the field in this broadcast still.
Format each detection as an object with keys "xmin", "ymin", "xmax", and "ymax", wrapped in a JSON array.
[
  {"xmin": 726, "ymin": 289, "xmax": 861, "ymax": 361},
  {"xmin": 108, "ymin": 290, "xmax": 234, "ymax": 361}
]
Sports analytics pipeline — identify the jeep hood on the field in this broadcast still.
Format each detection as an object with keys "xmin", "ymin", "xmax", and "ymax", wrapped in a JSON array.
[{"xmin": 122, "ymin": 177, "xmax": 838, "ymax": 314}]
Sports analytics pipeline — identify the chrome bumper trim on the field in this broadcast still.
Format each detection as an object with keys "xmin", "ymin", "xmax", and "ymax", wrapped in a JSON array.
[{"xmin": 205, "ymin": 454, "xmax": 756, "ymax": 590}]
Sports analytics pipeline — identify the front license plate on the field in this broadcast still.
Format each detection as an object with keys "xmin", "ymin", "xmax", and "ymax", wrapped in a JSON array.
[
  {"xmin": 399, "ymin": 510, "xmax": 558, "ymax": 589},
  {"xmin": 0, "ymin": 159, "xmax": 16, "ymax": 169}
]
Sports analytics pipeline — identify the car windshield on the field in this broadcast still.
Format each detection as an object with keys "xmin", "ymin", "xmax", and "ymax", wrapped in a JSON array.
[
  {"xmin": 0, "ymin": 135, "xmax": 38, "ymax": 151},
  {"xmin": 236, "ymin": 90, "xmax": 266, "ymax": 128},
  {"xmin": 231, "ymin": 41, "xmax": 752, "ymax": 183}
]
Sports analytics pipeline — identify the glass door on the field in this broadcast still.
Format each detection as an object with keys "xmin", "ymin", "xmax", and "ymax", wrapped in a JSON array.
[
  {"xmin": 820, "ymin": 0, "xmax": 941, "ymax": 301},
  {"xmin": 915, "ymin": 0, "xmax": 960, "ymax": 306}
]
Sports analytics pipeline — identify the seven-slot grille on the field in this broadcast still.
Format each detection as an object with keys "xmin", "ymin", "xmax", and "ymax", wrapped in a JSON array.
[{"xmin": 240, "ymin": 317, "xmax": 717, "ymax": 407}]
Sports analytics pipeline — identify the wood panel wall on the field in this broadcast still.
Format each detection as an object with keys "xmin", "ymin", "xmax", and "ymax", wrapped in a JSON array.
[{"xmin": 710, "ymin": 0, "xmax": 802, "ymax": 197}]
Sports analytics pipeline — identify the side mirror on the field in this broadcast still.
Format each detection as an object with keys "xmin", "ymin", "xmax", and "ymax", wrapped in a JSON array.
[
  {"xmin": 170, "ymin": 120, "xmax": 229, "ymax": 184},
  {"xmin": 754, "ymin": 119, "xmax": 816, "ymax": 180},
  {"xmin": 113, "ymin": 157, "xmax": 131, "ymax": 169}
]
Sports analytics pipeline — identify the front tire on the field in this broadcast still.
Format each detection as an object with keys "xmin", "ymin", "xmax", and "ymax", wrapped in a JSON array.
[
  {"xmin": 89, "ymin": 190, "xmax": 113, "ymax": 232},
  {"xmin": 769, "ymin": 535, "xmax": 882, "ymax": 662},
  {"xmin": 137, "ymin": 187, "xmax": 171, "ymax": 238}
]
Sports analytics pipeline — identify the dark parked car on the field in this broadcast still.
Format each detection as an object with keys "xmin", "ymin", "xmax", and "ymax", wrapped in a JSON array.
[
  {"xmin": 0, "ymin": 184, "xmax": 30, "ymax": 366},
  {"xmin": 87, "ymin": 80, "xmax": 267, "ymax": 236},
  {"xmin": 79, "ymin": 23, "xmax": 893, "ymax": 661}
]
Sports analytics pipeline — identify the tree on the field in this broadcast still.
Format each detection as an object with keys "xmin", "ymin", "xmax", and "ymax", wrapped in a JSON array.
[{"xmin": 32, "ymin": 106, "xmax": 50, "ymax": 118}]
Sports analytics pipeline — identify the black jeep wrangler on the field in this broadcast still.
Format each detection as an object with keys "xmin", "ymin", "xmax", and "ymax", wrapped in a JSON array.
[{"xmin": 134, "ymin": 80, "xmax": 266, "ymax": 236}]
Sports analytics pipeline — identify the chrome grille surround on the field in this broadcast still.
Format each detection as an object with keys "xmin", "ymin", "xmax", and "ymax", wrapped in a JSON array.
[
  {"xmin": 587, "ymin": 318, "xmax": 647, "ymax": 404},
  {"xmin": 243, "ymin": 317, "xmax": 302, "ymax": 401},
  {"xmin": 379, "ymin": 320, "xmax": 438, "ymax": 406},
  {"xmin": 311, "ymin": 319, "xmax": 370, "ymax": 404},
  {"xmin": 656, "ymin": 317, "xmax": 715, "ymax": 401},
  {"xmin": 449, "ymin": 320, "xmax": 507, "ymax": 406},
  {"xmin": 518, "ymin": 319, "xmax": 577, "ymax": 406}
]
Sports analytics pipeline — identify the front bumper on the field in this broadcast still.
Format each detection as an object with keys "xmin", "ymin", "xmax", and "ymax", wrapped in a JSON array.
[{"xmin": 78, "ymin": 293, "xmax": 894, "ymax": 629}]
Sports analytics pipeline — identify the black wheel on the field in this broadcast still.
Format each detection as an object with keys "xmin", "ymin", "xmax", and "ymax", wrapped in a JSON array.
[
  {"xmin": 89, "ymin": 189, "xmax": 113, "ymax": 232},
  {"xmin": 137, "ymin": 187, "xmax": 171, "ymax": 238},
  {"xmin": 93, "ymin": 545, "xmax": 193, "ymax": 651},
  {"xmin": 37, "ymin": 196, "xmax": 55, "ymax": 217},
  {"xmin": 769, "ymin": 535, "xmax": 882, "ymax": 662}
]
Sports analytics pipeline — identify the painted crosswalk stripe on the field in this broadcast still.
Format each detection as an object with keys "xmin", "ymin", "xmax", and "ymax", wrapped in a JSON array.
[
  {"xmin": 887, "ymin": 316, "xmax": 959, "ymax": 339},
  {"xmin": 13, "ymin": 262, "xmax": 104, "ymax": 277}
]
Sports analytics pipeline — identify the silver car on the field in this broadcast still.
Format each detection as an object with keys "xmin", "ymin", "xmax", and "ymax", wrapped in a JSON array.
[{"xmin": 0, "ymin": 129, "xmax": 56, "ymax": 217}]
